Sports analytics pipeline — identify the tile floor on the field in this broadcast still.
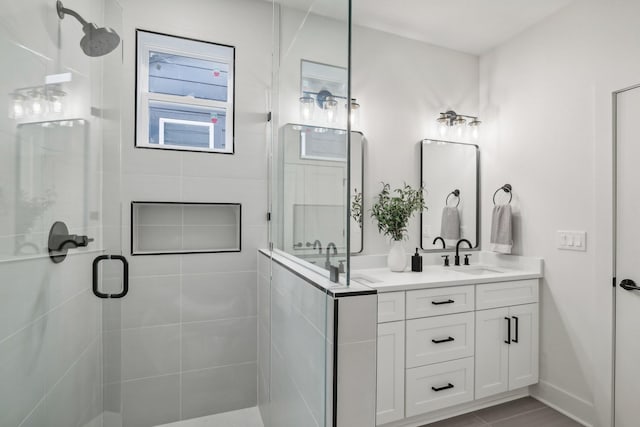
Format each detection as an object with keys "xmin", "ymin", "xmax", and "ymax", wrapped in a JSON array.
[{"xmin": 423, "ymin": 397, "xmax": 583, "ymax": 427}]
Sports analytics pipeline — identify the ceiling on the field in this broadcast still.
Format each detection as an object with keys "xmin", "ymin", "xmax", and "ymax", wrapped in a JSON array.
[{"xmin": 274, "ymin": 0, "xmax": 575, "ymax": 55}]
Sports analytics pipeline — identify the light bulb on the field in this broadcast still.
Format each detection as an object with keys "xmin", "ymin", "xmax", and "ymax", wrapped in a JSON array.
[
  {"xmin": 456, "ymin": 124, "xmax": 465, "ymax": 137},
  {"xmin": 349, "ymin": 99, "xmax": 360, "ymax": 128},
  {"xmin": 324, "ymin": 97, "xmax": 338, "ymax": 124},
  {"xmin": 439, "ymin": 122, "xmax": 448, "ymax": 137},
  {"xmin": 468, "ymin": 118, "xmax": 481, "ymax": 140},
  {"xmin": 31, "ymin": 98, "xmax": 42, "ymax": 115},
  {"xmin": 299, "ymin": 96, "xmax": 314, "ymax": 121},
  {"xmin": 12, "ymin": 99, "xmax": 24, "ymax": 119},
  {"xmin": 52, "ymin": 98, "xmax": 63, "ymax": 114}
]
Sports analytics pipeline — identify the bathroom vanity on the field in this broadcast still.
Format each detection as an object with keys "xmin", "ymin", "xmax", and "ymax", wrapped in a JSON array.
[{"xmin": 353, "ymin": 254, "xmax": 543, "ymax": 426}]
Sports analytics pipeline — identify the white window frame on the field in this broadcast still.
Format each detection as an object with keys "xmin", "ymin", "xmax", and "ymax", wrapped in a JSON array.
[
  {"xmin": 159, "ymin": 118, "xmax": 215, "ymax": 149},
  {"xmin": 136, "ymin": 30, "xmax": 234, "ymax": 154}
]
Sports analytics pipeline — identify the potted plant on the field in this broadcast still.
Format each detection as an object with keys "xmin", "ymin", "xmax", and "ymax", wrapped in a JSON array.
[{"xmin": 371, "ymin": 182, "xmax": 426, "ymax": 271}]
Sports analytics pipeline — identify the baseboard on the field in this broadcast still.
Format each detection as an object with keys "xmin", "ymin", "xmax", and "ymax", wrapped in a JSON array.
[
  {"xmin": 531, "ymin": 380, "xmax": 594, "ymax": 427},
  {"xmin": 381, "ymin": 389, "xmax": 529, "ymax": 427}
]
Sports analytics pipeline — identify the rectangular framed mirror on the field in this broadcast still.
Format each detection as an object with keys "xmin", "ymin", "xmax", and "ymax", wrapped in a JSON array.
[
  {"xmin": 278, "ymin": 124, "xmax": 363, "ymax": 265},
  {"xmin": 420, "ymin": 139, "xmax": 479, "ymax": 251}
]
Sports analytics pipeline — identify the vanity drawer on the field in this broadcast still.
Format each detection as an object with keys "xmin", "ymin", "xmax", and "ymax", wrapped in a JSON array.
[
  {"xmin": 378, "ymin": 292, "xmax": 405, "ymax": 323},
  {"xmin": 476, "ymin": 279, "xmax": 539, "ymax": 310},
  {"xmin": 405, "ymin": 357, "xmax": 474, "ymax": 417},
  {"xmin": 406, "ymin": 286, "xmax": 475, "ymax": 319},
  {"xmin": 406, "ymin": 312, "xmax": 474, "ymax": 368}
]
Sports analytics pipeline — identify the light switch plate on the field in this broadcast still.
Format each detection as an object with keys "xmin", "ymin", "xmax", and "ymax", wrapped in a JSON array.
[{"xmin": 557, "ymin": 231, "xmax": 587, "ymax": 251}]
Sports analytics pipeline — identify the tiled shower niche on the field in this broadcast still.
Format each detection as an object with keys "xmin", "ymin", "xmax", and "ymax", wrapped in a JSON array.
[{"xmin": 131, "ymin": 202, "xmax": 241, "ymax": 255}]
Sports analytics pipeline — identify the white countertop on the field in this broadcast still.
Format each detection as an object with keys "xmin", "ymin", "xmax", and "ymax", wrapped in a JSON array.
[{"xmin": 352, "ymin": 264, "xmax": 543, "ymax": 293}]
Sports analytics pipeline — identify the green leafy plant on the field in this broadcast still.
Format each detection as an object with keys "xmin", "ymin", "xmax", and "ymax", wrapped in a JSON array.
[
  {"xmin": 351, "ymin": 188, "xmax": 363, "ymax": 228},
  {"xmin": 371, "ymin": 182, "xmax": 426, "ymax": 241}
]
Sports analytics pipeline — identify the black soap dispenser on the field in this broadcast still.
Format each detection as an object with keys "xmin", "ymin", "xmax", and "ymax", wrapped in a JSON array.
[{"xmin": 411, "ymin": 248, "xmax": 423, "ymax": 272}]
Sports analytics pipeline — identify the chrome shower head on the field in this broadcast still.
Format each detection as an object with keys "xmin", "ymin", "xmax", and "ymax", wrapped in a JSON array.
[{"xmin": 56, "ymin": 0, "xmax": 121, "ymax": 57}]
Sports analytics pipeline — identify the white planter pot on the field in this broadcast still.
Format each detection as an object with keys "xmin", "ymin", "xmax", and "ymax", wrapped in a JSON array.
[{"xmin": 387, "ymin": 240, "xmax": 407, "ymax": 272}]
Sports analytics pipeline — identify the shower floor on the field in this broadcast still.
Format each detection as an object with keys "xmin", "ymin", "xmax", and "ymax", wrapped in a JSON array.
[{"xmin": 157, "ymin": 407, "xmax": 264, "ymax": 427}]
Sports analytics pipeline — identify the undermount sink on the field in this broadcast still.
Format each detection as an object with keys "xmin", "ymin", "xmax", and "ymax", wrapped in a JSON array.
[
  {"xmin": 451, "ymin": 266, "xmax": 504, "ymax": 275},
  {"xmin": 351, "ymin": 274, "xmax": 383, "ymax": 284}
]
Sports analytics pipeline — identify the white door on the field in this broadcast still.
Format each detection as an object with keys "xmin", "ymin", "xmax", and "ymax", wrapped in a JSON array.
[
  {"xmin": 475, "ymin": 307, "xmax": 510, "ymax": 399},
  {"xmin": 376, "ymin": 321, "xmax": 405, "ymax": 425},
  {"xmin": 508, "ymin": 304, "xmax": 539, "ymax": 390},
  {"xmin": 615, "ymin": 85, "xmax": 640, "ymax": 427}
]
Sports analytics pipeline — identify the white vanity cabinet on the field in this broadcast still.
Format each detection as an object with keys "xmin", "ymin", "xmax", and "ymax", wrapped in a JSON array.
[
  {"xmin": 475, "ymin": 302, "xmax": 539, "ymax": 399},
  {"xmin": 376, "ymin": 292, "xmax": 406, "ymax": 425},
  {"xmin": 375, "ymin": 279, "xmax": 539, "ymax": 426}
]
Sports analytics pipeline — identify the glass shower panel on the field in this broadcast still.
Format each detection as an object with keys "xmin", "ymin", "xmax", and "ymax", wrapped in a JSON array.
[
  {"xmin": 264, "ymin": 0, "xmax": 351, "ymax": 426},
  {"xmin": 271, "ymin": 0, "xmax": 352, "ymax": 277},
  {"xmin": 0, "ymin": 0, "xmax": 123, "ymax": 426}
]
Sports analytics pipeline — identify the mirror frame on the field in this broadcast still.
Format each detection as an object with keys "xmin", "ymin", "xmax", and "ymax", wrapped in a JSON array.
[{"xmin": 419, "ymin": 138, "xmax": 480, "ymax": 252}]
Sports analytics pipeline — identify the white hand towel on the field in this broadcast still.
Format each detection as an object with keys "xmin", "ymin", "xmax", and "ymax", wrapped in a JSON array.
[
  {"xmin": 490, "ymin": 204, "xmax": 513, "ymax": 254},
  {"xmin": 440, "ymin": 206, "xmax": 461, "ymax": 245}
]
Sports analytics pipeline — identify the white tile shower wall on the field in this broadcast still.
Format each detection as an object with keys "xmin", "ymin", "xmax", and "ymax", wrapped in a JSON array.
[
  {"xmin": 0, "ymin": 254, "xmax": 103, "ymax": 427},
  {"xmin": 257, "ymin": 253, "xmax": 271, "ymax": 425},
  {"xmin": 260, "ymin": 252, "xmax": 378, "ymax": 427},
  {"xmin": 261, "ymin": 254, "xmax": 331, "ymax": 427},
  {"xmin": 115, "ymin": 0, "xmax": 272, "ymax": 424},
  {"xmin": 478, "ymin": 1, "xmax": 640, "ymax": 425}
]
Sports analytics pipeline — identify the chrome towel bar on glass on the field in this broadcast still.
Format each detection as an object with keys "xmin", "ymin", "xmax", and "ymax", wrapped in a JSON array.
[{"xmin": 493, "ymin": 184, "xmax": 513, "ymax": 205}]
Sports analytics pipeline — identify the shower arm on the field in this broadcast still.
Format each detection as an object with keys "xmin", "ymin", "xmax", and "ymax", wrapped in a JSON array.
[{"xmin": 56, "ymin": 1, "xmax": 89, "ymax": 27}]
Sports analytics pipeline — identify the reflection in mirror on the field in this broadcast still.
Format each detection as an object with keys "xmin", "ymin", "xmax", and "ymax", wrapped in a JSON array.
[
  {"xmin": 0, "ymin": 119, "xmax": 96, "ymax": 261},
  {"xmin": 277, "ymin": 124, "xmax": 363, "ymax": 268},
  {"xmin": 421, "ymin": 139, "xmax": 479, "ymax": 251}
]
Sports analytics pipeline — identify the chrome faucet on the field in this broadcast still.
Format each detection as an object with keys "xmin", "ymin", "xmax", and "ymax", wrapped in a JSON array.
[
  {"xmin": 307, "ymin": 240, "xmax": 323, "ymax": 254},
  {"xmin": 325, "ymin": 242, "xmax": 338, "ymax": 269},
  {"xmin": 455, "ymin": 239, "xmax": 472, "ymax": 266}
]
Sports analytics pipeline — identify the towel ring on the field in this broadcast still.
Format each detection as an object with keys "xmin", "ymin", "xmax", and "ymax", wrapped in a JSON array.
[
  {"xmin": 493, "ymin": 184, "xmax": 513, "ymax": 205},
  {"xmin": 446, "ymin": 189, "xmax": 460, "ymax": 208}
]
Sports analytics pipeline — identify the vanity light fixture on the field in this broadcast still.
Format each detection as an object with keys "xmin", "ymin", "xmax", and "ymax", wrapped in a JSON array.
[
  {"xmin": 299, "ymin": 89, "xmax": 361, "ymax": 126},
  {"xmin": 8, "ymin": 84, "xmax": 67, "ymax": 120},
  {"xmin": 436, "ymin": 110, "xmax": 482, "ymax": 139}
]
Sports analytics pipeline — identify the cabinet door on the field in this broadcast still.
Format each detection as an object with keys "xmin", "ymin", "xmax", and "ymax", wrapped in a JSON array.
[
  {"xmin": 508, "ymin": 303, "xmax": 539, "ymax": 390},
  {"xmin": 475, "ymin": 307, "xmax": 510, "ymax": 399},
  {"xmin": 376, "ymin": 321, "xmax": 404, "ymax": 425}
]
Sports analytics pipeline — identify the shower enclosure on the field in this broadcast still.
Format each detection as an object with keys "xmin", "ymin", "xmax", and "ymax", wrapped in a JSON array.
[
  {"xmin": 1, "ymin": 0, "xmax": 354, "ymax": 426},
  {"xmin": 0, "ymin": 0, "xmax": 124, "ymax": 426}
]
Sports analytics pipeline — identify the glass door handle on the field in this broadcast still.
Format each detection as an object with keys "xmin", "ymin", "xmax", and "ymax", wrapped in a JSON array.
[
  {"xmin": 621, "ymin": 279, "xmax": 640, "ymax": 291},
  {"xmin": 92, "ymin": 255, "xmax": 129, "ymax": 299}
]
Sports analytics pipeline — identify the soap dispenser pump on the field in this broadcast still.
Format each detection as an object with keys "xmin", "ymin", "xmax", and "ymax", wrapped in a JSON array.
[{"xmin": 411, "ymin": 248, "xmax": 423, "ymax": 272}]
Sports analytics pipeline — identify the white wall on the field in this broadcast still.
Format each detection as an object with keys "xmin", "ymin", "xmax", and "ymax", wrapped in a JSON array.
[
  {"xmin": 115, "ymin": 0, "xmax": 271, "ymax": 424},
  {"xmin": 479, "ymin": 0, "xmax": 640, "ymax": 425},
  {"xmin": 352, "ymin": 25, "xmax": 479, "ymax": 255}
]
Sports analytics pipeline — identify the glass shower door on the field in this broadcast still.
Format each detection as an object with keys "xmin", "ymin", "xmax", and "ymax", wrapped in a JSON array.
[{"xmin": 0, "ymin": 0, "xmax": 124, "ymax": 426}]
